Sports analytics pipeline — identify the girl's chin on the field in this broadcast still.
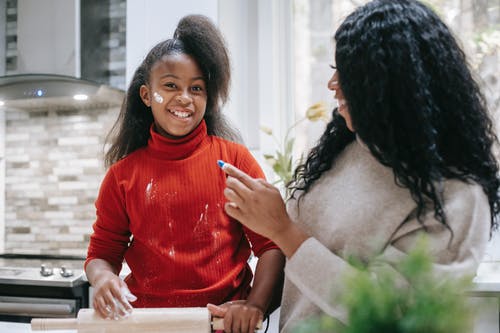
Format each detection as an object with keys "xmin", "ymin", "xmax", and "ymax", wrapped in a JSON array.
[
  {"xmin": 155, "ymin": 125, "xmax": 192, "ymax": 138},
  {"xmin": 163, "ymin": 129, "xmax": 193, "ymax": 138},
  {"xmin": 170, "ymin": 123, "xmax": 202, "ymax": 137}
]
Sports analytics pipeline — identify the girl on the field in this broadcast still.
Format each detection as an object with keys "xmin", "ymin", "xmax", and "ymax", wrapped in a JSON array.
[{"xmin": 85, "ymin": 14, "xmax": 284, "ymax": 333}]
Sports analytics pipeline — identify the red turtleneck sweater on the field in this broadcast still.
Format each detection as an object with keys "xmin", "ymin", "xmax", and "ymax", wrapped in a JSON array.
[{"xmin": 85, "ymin": 121, "xmax": 277, "ymax": 307}]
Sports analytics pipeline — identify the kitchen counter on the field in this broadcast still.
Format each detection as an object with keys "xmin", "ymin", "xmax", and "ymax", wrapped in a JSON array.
[
  {"xmin": 468, "ymin": 261, "xmax": 500, "ymax": 333},
  {"xmin": 471, "ymin": 261, "xmax": 500, "ymax": 296}
]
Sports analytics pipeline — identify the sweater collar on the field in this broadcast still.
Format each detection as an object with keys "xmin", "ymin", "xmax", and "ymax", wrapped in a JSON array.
[{"xmin": 147, "ymin": 120, "xmax": 208, "ymax": 160}]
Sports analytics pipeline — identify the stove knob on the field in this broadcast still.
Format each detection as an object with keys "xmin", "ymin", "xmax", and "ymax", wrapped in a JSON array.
[
  {"xmin": 60, "ymin": 266, "xmax": 74, "ymax": 278},
  {"xmin": 40, "ymin": 264, "xmax": 53, "ymax": 277}
]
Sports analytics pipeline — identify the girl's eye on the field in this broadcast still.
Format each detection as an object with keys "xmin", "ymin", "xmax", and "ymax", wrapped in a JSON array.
[
  {"xmin": 191, "ymin": 86, "xmax": 204, "ymax": 92},
  {"xmin": 164, "ymin": 83, "xmax": 176, "ymax": 89}
]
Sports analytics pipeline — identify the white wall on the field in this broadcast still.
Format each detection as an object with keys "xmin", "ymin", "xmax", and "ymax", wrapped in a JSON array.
[
  {"xmin": 217, "ymin": 0, "xmax": 259, "ymax": 148},
  {"xmin": 219, "ymin": 0, "xmax": 294, "ymax": 185}
]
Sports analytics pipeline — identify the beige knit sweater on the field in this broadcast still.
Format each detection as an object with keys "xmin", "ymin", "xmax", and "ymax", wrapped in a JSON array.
[{"xmin": 279, "ymin": 140, "xmax": 491, "ymax": 332}]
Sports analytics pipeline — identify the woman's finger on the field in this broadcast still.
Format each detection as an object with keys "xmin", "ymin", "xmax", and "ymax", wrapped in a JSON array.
[
  {"xmin": 224, "ymin": 202, "xmax": 243, "ymax": 221},
  {"xmin": 225, "ymin": 175, "xmax": 256, "ymax": 201},
  {"xmin": 219, "ymin": 161, "xmax": 258, "ymax": 191},
  {"xmin": 223, "ymin": 187, "xmax": 245, "ymax": 208}
]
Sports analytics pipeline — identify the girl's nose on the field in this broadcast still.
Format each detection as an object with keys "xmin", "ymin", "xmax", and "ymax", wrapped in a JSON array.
[{"xmin": 175, "ymin": 94, "xmax": 192, "ymax": 105}]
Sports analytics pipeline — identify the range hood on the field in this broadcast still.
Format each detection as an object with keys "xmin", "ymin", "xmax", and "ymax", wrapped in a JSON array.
[
  {"xmin": 1, "ymin": 1, "xmax": 126, "ymax": 112},
  {"xmin": 0, "ymin": 74, "xmax": 124, "ymax": 112}
]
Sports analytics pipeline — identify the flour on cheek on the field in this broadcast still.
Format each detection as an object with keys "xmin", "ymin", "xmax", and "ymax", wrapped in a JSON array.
[{"xmin": 153, "ymin": 92, "xmax": 164, "ymax": 103}]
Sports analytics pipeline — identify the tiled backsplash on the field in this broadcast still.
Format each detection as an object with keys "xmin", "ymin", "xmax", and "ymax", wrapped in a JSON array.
[{"xmin": 4, "ymin": 106, "xmax": 118, "ymax": 256}]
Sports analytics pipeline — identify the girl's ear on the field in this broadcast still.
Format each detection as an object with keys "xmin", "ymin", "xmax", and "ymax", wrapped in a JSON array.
[{"xmin": 140, "ymin": 85, "xmax": 151, "ymax": 107}]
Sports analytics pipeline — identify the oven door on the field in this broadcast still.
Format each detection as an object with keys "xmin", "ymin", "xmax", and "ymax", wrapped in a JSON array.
[{"xmin": 0, "ymin": 295, "xmax": 77, "ymax": 322}]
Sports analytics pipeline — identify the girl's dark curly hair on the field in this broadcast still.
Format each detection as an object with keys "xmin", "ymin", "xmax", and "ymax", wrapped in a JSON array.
[
  {"xmin": 289, "ymin": 0, "xmax": 500, "ymax": 233},
  {"xmin": 105, "ymin": 14, "xmax": 240, "ymax": 167}
]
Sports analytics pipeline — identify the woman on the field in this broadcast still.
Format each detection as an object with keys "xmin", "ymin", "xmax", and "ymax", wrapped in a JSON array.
[{"xmin": 210, "ymin": 0, "xmax": 500, "ymax": 331}]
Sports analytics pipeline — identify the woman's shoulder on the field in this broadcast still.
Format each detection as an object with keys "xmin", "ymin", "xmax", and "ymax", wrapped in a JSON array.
[
  {"xmin": 442, "ymin": 178, "xmax": 489, "ymax": 208},
  {"xmin": 429, "ymin": 178, "xmax": 491, "ymax": 241}
]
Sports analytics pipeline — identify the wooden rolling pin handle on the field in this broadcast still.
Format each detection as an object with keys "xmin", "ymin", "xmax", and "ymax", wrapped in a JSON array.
[
  {"xmin": 31, "ymin": 318, "xmax": 78, "ymax": 331},
  {"xmin": 211, "ymin": 317, "xmax": 263, "ymax": 331},
  {"xmin": 31, "ymin": 311, "xmax": 263, "ymax": 331}
]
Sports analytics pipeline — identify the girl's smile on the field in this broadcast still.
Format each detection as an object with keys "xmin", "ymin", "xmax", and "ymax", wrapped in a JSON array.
[{"xmin": 167, "ymin": 105, "xmax": 193, "ymax": 119}]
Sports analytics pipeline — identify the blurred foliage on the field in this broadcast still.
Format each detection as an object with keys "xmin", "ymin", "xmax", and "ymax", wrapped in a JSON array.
[
  {"xmin": 292, "ymin": 238, "xmax": 474, "ymax": 333},
  {"xmin": 261, "ymin": 102, "xmax": 329, "ymax": 193}
]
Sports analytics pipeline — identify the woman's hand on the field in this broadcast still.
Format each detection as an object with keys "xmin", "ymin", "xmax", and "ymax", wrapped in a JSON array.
[
  {"xmin": 219, "ymin": 162, "xmax": 291, "ymax": 241},
  {"xmin": 91, "ymin": 270, "xmax": 137, "ymax": 319},
  {"xmin": 207, "ymin": 300, "xmax": 263, "ymax": 333}
]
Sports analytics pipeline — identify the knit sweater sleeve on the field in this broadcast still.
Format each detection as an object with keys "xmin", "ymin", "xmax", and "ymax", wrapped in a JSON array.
[
  {"xmin": 380, "ymin": 181, "xmax": 490, "ymax": 277},
  {"xmin": 85, "ymin": 166, "xmax": 131, "ymax": 272},
  {"xmin": 284, "ymin": 181, "xmax": 490, "ymax": 323}
]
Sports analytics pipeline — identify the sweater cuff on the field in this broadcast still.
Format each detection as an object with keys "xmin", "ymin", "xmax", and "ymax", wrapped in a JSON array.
[
  {"xmin": 284, "ymin": 237, "xmax": 349, "ymax": 323},
  {"xmin": 285, "ymin": 237, "xmax": 329, "ymax": 279}
]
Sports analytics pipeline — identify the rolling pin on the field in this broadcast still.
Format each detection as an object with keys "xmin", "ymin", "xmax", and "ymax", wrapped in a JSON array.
[{"xmin": 31, "ymin": 307, "xmax": 263, "ymax": 333}]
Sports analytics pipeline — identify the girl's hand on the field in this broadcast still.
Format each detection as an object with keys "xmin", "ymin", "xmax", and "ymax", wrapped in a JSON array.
[
  {"xmin": 207, "ymin": 300, "xmax": 263, "ymax": 333},
  {"xmin": 219, "ymin": 162, "xmax": 291, "ymax": 241},
  {"xmin": 92, "ymin": 271, "xmax": 137, "ymax": 320}
]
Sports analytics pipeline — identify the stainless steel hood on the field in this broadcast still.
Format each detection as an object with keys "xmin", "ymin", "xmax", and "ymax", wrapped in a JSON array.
[{"xmin": 0, "ymin": 74, "xmax": 124, "ymax": 112}]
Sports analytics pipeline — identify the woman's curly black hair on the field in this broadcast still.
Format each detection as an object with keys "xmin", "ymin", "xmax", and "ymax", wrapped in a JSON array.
[
  {"xmin": 289, "ymin": 0, "xmax": 500, "ymax": 233},
  {"xmin": 104, "ymin": 15, "xmax": 240, "ymax": 167}
]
